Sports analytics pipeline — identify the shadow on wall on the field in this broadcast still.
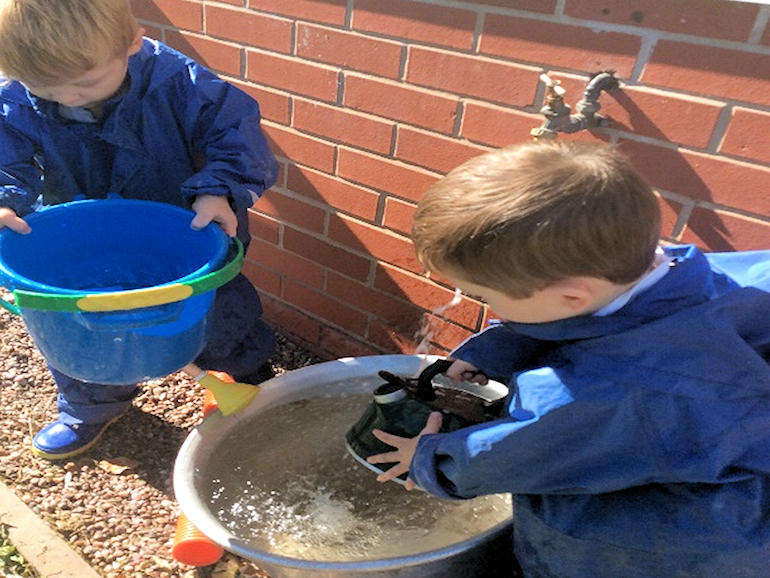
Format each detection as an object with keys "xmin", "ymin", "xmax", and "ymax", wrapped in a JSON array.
[
  {"xmin": 142, "ymin": 31, "xmax": 467, "ymax": 358},
  {"xmin": 138, "ymin": 6, "xmax": 758, "ymax": 357},
  {"xmin": 609, "ymin": 91, "xmax": 731, "ymax": 250}
]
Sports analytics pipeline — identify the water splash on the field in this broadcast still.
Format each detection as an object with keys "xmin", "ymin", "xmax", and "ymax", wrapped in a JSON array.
[
  {"xmin": 203, "ymin": 391, "xmax": 511, "ymax": 562},
  {"xmin": 414, "ymin": 287, "xmax": 462, "ymax": 356}
]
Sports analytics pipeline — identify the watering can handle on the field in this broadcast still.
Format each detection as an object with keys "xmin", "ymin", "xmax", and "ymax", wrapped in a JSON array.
[
  {"xmin": 414, "ymin": 358, "xmax": 455, "ymax": 398},
  {"xmin": 10, "ymin": 237, "xmax": 243, "ymax": 313}
]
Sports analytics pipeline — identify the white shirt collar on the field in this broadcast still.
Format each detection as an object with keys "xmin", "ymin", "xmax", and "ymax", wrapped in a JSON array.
[{"xmin": 593, "ymin": 248, "xmax": 673, "ymax": 317}]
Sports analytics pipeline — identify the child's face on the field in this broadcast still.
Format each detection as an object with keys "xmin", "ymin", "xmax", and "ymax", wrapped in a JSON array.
[
  {"xmin": 23, "ymin": 56, "xmax": 130, "ymax": 108},
  {"xmin": 21, "ymin": 30, "xmax": 144, "ymax": 109}
]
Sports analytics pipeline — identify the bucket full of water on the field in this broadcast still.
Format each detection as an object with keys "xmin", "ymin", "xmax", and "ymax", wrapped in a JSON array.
[
  {"xmin": 174, "ymin": 355, "xmax": 514, "ymax": 577},
  {"xmin": 0, "ymin": 199, "xmax": 243, "ymax": 384}
]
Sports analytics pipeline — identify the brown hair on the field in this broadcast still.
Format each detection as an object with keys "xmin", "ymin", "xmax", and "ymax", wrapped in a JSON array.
[
  {"xmin": 0, "ymin": 0, "xmax": 140, "ymax": 85},
  {"xmin": 412, "ymin": 140, "xmax": 661, "ymax": 297}
]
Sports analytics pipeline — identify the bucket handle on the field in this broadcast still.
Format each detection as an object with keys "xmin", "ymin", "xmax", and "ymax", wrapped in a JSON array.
[
  {"xmin": 0, "ymin": 295, "xmax": 21, "ymax": 316},
  {"xmin": 74, "ymin": 301, "xmax": 186, "ymax": 331},
  {"xmin": 10, "ymin": 238, "xmax": 243, "ymax": 313}
]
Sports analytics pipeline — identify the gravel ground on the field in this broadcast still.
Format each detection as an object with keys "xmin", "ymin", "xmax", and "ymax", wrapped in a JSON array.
[{"xmin": 0, "ymin": 293, "xmax": 323, "ymax": 578}]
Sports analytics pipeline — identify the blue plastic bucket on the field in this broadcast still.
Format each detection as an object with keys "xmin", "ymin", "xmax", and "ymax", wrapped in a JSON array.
[{"xmin": 0, "ymin": 199, "xmax": 232, "ymax": 384}]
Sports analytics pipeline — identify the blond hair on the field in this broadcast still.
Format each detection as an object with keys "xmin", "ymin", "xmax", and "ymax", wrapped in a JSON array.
[
  {"xmin": 412, "ymin": 141, "xmax": 661, "ymax": 297},
  {"xmin": 0, "ymin": 0, "xmax": 139, "ymax": 84}
]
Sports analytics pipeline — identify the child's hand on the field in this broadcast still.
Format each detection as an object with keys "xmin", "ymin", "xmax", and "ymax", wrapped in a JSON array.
[
  {"xmin": 367, "ymin": 411, "xmax": 443, "ymax": 491},
  {"xmin": 446, "ymin": 359, "xmax": 488, "ymax": 385},
  {"xmin": 191, "ymin": 195, "xmax": 238, "ymax": 237},
  {"xmin": 0, "ymin": 207, "xmax": 31, "ymax": 234}
]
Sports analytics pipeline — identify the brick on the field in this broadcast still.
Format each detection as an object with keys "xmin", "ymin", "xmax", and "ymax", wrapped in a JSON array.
[
  {"xmin": 318, "ymin": 326, "xmax": 383, "ymax": 358},
  {"xmin": 642, "ymin": 41, "xmax": 770, "ymax": 107},
  {"xmin": 262, "ymin": 296, "xmax": 322, "ymax": 346},
  {"xmin": 297, "ymin": 23, "xmax": 403, "ymax": 79},
  {"xmin": 344, "ymin": 73, "xmax": 459, "ymax": 134},
  {"xmin": 353, "ymin": 0, "xmax": 477, "ymax": 50},
  {"xmin": 367, "ymin": 318, "xmax": 423, "ymax": 354},
  {"xmin": 337, "ymin": 148, "xmax": 439, "ymax": 202},
  {"xmin": 205, "ymin": 5, "xmax": 293, "ymax": 53},
  {"xmin": 326, "ymin": 272, "xmax": 424, "ymax": 328},
  {"xmin": 247, "ymin": 210, "xmax": 280, "ymax": 244},
  {"xmin": 418, "ymin": 314, "xmax": 476, "ymax": 353},
  {"xmin": 395, "ymin": 126, "xmax": 489, "ymax": 174},
  {"xmin": 284, "ymin": 279, "xmax": 369, "ymax": 335},
  {"xmin": 564, "ymin": 0, "xmax": 758, "ymax": 42},
  {"xmin": 407, "ymin": 47, "xmax": 541, "ymax": 107},
  {"xmin": 256, "ymin": 189, "xmax": 326, "ymax": 234},
  {"xmin": 247, "ymin": 0, "xmax": 347, "ymax": 26},
  {"xmin": 242, "ymin": 260, "xmax": 281, "ymax": 295},
  {"xmin": 294, "ymin": 99, "xmax": 394, "ymax": 155},
  {"xmin": 601, "ymin": 84, "xmax": 724, "ymax": 150},
  {"xmin": 165, "ymin": 31, "xmax": 241, "ymax": 76},
  {"xmin": 263, "ymin": 123, "xmax": 336, "ymax": 173},
  {"xmin": 143, "ymin": 25, "xmax": 164, "ymax": 40},
  {"xmin": 286, "ymin": 165, "xmax": 380, "ymax": 222},
  {"xmin": 719, "ymin": 107, "xmax": 770, "ymax": 165},
  {"xmin": 247, "ymin": 237, "xmax": 324, "ymax": 290},
  {"xmin": 283, "ymin": 227, "xmax": 371, "ymax": 281},
  {"xmin": 246, "ymin": 50, "xmax": 340, "ymax": 102},
  {"xmin": 382, "ymin": 197, "xmax": 416, "ymax": 236},
  {"xmin": 541, "ymin": 130, "xmax": 612, "ymax": 145},
  {"xmin": 460, "ymin": 0, "xmax": 556, "ymax": 12},
  {"xmin": 620, "ymin": 140, "xmax": 770, "ymax": 216},
  {"xmin": 329, "ymin": 214, "xmax": 422, "ymax": 272},
  {"xmin": 481, "ymin": 16, "xmax": 640, "ymax": 78},
  {"xmin": 657, "ymin": 195, "xmax": 685, "ymax": 240},
  {"xmin": 230, "ymin": 80, "xmax": 291, "ymax": 124},
  {"xmin": 373, "ymin": 263, "xmax": 482, "ymax": 329},
  {"xmin": 132, "ymin": 0, "xmax": 202, "ymax": 31},
  {"xmin": 275, "ymin": 161, "xmax": 287, "ymax": 188},
  {"xmin": 461, "ymin": 101, "xmax": 543, "ymax": 147},
  {"xmin": 681, "ymin": 208, "xmax": 770, "ymax": 252}
]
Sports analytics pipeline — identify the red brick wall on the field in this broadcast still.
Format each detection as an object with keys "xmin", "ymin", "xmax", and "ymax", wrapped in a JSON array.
[{"xmin": 131, "ymin": 0, "xmax": 770, "ymax": 359}]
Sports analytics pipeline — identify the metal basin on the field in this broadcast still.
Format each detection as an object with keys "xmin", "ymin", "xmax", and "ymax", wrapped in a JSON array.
[{"xmin": 173, "ymin": 355, "xmax": 513, "ymax": 577}]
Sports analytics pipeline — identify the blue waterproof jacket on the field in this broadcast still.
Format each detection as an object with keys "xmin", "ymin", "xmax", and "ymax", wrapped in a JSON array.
[
  {"xmin": 0, "ymin": 38, "xmax": 278, "ymax": 245},
  {"xmin": 410, "ymin": 245, "xmax": 770, "ymax": 577}
]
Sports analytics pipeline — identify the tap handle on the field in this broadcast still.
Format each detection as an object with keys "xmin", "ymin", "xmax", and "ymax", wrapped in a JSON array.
[{"xmin": 540, "ymin": 73, "xmax": 566, "ymax": 97}]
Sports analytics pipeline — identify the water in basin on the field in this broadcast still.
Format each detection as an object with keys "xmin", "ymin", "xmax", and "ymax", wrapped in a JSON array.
[{"xmin": 199, "ymin": 390, "xmax": 511, "ymax": 562}]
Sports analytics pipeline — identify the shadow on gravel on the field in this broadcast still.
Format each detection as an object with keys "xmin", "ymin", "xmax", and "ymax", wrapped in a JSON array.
[{"xmin": 90, "ymin": 406, "xmax": 188, "ymax": 495}]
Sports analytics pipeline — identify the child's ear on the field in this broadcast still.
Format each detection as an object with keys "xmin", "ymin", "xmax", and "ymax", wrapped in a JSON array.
[
  {"xmin": 127, "ymin": 28, "xmax": 146, "ymax": 56},
  {"xmin": 550, "ymin": 278, "xmax": 596, "ymax": 313}
]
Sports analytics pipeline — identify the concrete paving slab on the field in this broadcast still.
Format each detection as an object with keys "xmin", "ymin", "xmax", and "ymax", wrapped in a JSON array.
[{"xmin": 0, "ymin": 480, "xmax": 101, "ymax": 577}]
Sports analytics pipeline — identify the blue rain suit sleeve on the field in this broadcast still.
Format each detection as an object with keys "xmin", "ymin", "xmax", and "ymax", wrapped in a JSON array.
[
  {"xmin": 176, "ymin": 62, "xmax": 278, "ymax": 212},
  {"xmin": 0, "ymin": 87, "xmax": 43, "ymax": 215},
  {"xmin": 410, "ymin": 366, "xmax": 658, "ymax": 500},
  {"xmin": 449, "ymin": 322, "xmax": 548, "ymax": 382},
  {"xmin": 410, "ymin": 248, "xmax": 770, "ymax": 506}
]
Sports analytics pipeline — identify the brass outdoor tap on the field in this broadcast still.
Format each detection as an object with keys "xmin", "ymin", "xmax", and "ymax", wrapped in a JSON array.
[{"xmin": 531, "ymin": 71, "xmax": 619, "ymax": 140}]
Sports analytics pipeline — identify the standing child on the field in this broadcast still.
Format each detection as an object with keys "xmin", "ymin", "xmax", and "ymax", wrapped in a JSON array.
[
  {"xmin": 368, "ymin": 141, "xmax": 770, "ymax": 577},
  {"xmin": 0, "ymin": 0, "xmax": 279, "ymax": 459}
]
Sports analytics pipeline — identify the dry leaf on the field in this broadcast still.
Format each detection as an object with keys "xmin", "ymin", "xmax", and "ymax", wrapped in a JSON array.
[{"xmin": 95, "ymin": 457, "xmax": 138, "ymax": 474}]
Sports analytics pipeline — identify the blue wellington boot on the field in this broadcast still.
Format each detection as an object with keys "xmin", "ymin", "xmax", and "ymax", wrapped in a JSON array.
[{"xmin": 32, "ymin": 415, "xmax": 123, "ymax": 460}]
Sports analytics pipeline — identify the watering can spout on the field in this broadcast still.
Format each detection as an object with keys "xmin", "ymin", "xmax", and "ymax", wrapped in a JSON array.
[{"xmin": 183, "ymin": 363, "xmax": 260, "ymax": 416}]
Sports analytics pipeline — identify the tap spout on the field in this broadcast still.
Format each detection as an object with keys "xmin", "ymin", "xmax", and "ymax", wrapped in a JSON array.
[{"xmin": 531, "ymin": 71, "xmax": 619, "ymax": 139}]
